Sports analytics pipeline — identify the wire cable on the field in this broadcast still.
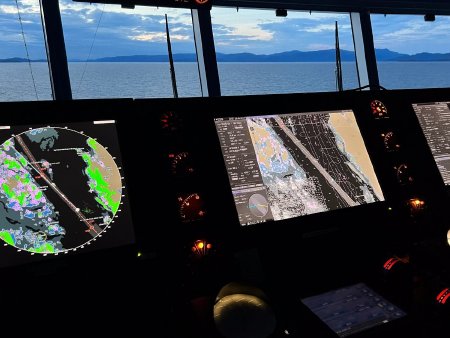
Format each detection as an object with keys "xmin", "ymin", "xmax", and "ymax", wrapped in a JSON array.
[
  {"xmin": 76, "ymin": 4, "xmax": 105, "ymax": 96},
  {"xmin": 15, "ymin": 0, "xmax": 39, "ymax": 100}
]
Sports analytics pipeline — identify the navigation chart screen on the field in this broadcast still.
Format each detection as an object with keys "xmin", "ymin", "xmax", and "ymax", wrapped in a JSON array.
[
  {"xmin": 302, "ymin": 283, "xmax": 406, "ymax": 337},
  {"xmin": 412, "ymin": 102, "xmax": 450, "ymax": 185},
  {"xmin": 0, "ymin": 120, "xmax": 134, "ymax": 267},
  {"xmin": 215, "ymin": 110, "xmax": 384, "ymax": 226}
]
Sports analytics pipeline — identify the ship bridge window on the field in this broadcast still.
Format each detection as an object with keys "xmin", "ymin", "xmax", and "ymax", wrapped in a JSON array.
[
  {"xmin": 371, "ymin": 14, "xmax": 450, "ymax": 89},
  {"xmin": 0, "ymin": 0, "xmax": 52, "ymax": 101},
  {"xmin": 60, "ymin": 0, "xmax": 201, "ymax": 99},
  {"xmin": 211, "ymin": 8, "xmax": 358, "ymax": 95}
]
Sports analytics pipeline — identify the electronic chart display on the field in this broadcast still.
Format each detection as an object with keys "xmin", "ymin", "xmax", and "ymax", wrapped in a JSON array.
[
  {"xmin": 0, "ymin": 120, "xmax": 134, "ymax": 267},
  {"xmin": 215, "ymin": 110, "xmax": 384, "ymax": 226},
  {"xmin": 302, "ymin": 283, "xmax": 406, "ymax": 337},
  {"xmin": 412, "ymin": 101, "xmax": 450, "ymax": 185}
]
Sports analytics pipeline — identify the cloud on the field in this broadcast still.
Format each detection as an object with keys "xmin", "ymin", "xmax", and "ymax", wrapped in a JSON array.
[
  {"xmin": 13, "ymin": 1, "xmax": 450, "ymax": 58},
  {"xmin": 211, "ymin": 7, "xmax": 357, "ymax": 54},
  {"xmin": 171, "ymin": 27, "xmax": 189, "ymax": 33},
  {"xmin": 381, "ymin": 22, "xmax": 450, "ymax": 41},
  {"xmin": 211, "ymin": 7, "xmax": 348, "ymax": 24},
  {"xmin": 20, "ymin": 0, "xmax": 40, "ymax": 7},
  {"xmin": 229, "ymin": 24, "xmax": 273, "ymax": 41},
  {"xmin": 212, "ymin": 8, "xmax": 280, "ymax": 43},
  {"xmin": 213, "ymin": 23, "xmax": 273, "ymax": 42},
  {"xmin": 306, "ymin": 43, "xmax": 334, "ymax": 50},
  {"xmin": 371, "ymin": 15, "xmax": 450, "ymax": 53},
  {"xmin": 0, "ymin": 5, "xmax": 17, "ymax": 14},
  {"xmin": 0, "ymin": 1, "xmax": 199, "ymax": 59},
  {"xmin": 285, "ymin": 11, "xmax": 349, "ymax": 21},
  {"xmin": 0, "ymin": 31, "xmax": 23, "ymax": 43},
  {"xmin": 59, "ymin": 0, "xmax": 193, "ymax": 25},
  {"xmin": 129, "ymin": 32, "xmax": 190, "ymax": 41},
  {"xmin": 301, "ymin": 23, "xmax": 335, "ymax": 33},
  {"xmin": 301, "ymin": 23, "xmax": 351, "ymax": 33},
  {"xmin": 216, "ymin": 42, "xmax": 249, "ymax": 48},
  {"xmin": 1, "ymin": 0, "xmax": 41, "ymax": 14}
]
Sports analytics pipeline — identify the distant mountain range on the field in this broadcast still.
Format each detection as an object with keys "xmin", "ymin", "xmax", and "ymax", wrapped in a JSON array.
[{"xmin": 4, "ymin": 49, "xmax": 450, "ymax": 62}]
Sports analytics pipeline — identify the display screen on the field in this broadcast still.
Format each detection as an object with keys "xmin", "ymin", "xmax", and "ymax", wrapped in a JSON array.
[
  {"xmin": 412, "ymin": 102, "xmax": 450, "ymax": 185},
  {"xmin": 302, "ymin": 283, "xmax": 406, "ymax": 337},
  {"xmin": 0, "ymin": 120, "xmax": 134, "ymax": 268},
  {"xmin": 215, "ymin": 110, "xmax": 384, "ymax": 226}
]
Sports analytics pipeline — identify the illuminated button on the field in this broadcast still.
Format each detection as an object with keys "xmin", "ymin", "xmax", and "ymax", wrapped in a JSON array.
[{"xmin": 160, "ymin": 111, "xmax": 182, "ymax": 133}]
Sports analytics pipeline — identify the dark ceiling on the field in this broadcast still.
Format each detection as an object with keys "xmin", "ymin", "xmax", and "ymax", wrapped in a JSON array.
[{"xmin": 73, "ymin": 0, "xmax": 450, "ymax": 14}]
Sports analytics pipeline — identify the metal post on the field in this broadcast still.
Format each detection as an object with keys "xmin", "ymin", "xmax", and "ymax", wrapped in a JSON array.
[
  {"xmin": 165, "ymin": 14, "xmax": 179, "ymax": 98},
  {"xmin": 350, "ymin": 11, "xmax": 380, "ymax": 89},
  {"xmin": 40, "ymin": 0, "xmax": 72, "ymax": 100},
  {"xmin": 191, "ymin": 8, "xmax": 221, "ymax": 97}
]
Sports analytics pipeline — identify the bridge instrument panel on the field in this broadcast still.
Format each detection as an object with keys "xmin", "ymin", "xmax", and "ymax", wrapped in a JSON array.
[
  {"xmin": 2, "ymin": 90, "xmax": 450, "ymax": 338},
  {"xmin": 140, "ymin": 90, "xmax": 450, "ymax": 244}
]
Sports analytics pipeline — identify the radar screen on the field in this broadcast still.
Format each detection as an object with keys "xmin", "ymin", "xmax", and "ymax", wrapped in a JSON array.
[
  {"xmin": 215, "ymin": 110, "xmax": 384, "ymax": 226},
  {"xmin": 0, "ymin": 121, "xmax": 134, "ymax": 267}
]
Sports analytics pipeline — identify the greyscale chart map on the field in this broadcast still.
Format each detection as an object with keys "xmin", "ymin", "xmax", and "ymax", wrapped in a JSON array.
[
  {"xmin": 412, "ymin": 102, "xmax": 450, "ymax": 185},
  {"xmin": 215, "ymin": 110, "xmax": 384, "ymax": 225}
]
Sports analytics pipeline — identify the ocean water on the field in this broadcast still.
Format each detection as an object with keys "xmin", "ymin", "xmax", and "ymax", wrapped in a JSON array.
[{"xmin": 1, "ymin": 61, "xmax": 450, "ymax": 102}]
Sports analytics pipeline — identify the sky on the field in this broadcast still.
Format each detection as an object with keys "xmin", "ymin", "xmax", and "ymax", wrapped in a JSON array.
[{"xmin": 2, "ymin": 0, "xmax": 450, "ymax": 60}]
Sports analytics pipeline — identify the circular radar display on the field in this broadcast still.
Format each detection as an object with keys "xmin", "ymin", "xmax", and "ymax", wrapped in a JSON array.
[
  {"xmin": 0, "ymin": 127, "xmax": 122, "ymax": 254},
  {"xmin": 248, "ymin": 194, "xmax": 269, "ymax": 218}
]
